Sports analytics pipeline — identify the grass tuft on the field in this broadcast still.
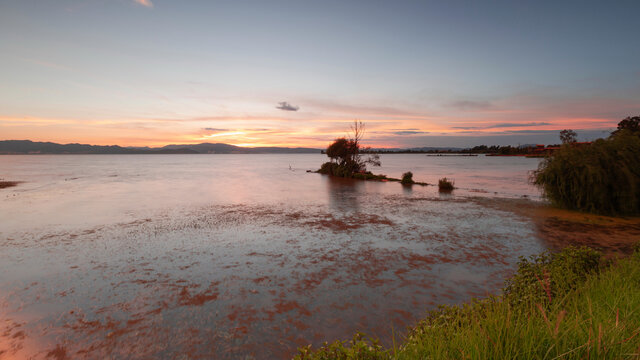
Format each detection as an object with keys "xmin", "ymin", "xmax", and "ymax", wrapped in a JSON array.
[{"xmin": 438, "ymin": 177, "xmax": 455, "ymax": 192}]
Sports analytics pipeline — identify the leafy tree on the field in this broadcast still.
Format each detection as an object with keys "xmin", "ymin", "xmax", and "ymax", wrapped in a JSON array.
[
  {"xmin": 326, "ymin": 138, "xmax": 352, "ymax": 165},
  {"xmin": 559, "ymin": 129, "xmax": 577, "ymax": 144},
  {"xmin": 319, "ymin": 121, "xmax": 380, "ymax": 177},
  {"xmin": 612, "ymin": 115, "xmax": 639, "ymax": 136}
]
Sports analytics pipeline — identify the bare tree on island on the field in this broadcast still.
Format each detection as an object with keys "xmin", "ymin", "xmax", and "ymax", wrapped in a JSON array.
[{"xmin": 320, "ymin": 120, "xmax": 380, "ymax": 177}]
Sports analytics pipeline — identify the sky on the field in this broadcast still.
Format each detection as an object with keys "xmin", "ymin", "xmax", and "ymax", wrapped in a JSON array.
[{"xmin": 1, "ymin": 0, "xmax": 639, "ymax": 148}]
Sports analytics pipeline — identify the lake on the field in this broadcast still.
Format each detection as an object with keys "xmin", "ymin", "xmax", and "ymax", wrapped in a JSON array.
[{"xmin": 0, "ymin": 154, "xmax": 546, "ymax": 359}]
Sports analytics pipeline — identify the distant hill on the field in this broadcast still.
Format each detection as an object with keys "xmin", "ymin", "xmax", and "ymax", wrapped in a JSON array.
[{"xmin": 0, "ymin": 140, "xmax": 321, "ymax": 154}]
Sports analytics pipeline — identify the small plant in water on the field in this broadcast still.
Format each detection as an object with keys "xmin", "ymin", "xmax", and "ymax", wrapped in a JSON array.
[
  {"xmin": 401, "ymin": 171, "xmax": 414, "ymax": 185},
  {"xmin": 438, "ymin": 177, "xmax": 454, "ymax": 192}
]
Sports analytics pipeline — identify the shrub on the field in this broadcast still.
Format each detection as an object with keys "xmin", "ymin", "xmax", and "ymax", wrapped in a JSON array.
[
  {"xmin": 400, "ymin": 172, "xmax": 413, "ymax": 185},
  {"xmin": 318, "ymin": 162, "xmax": 339, "ymax": 176},
  {"xmin": 503, "ymin": 246, "xmax": 602, "ymax": 308},
  {"xmin": 438, "ymin": 177, "xmax": 454, "ymax": 192},
  {"xmin": 294, "ymin": 332, "xmax": 389, "ymax": 360},
  {"xmin": 353, "ymin": 172, "xmax": 387, "ymax": 181},
  {"xmin": 533, "ymin": 131, "xmax": 640, "ymax": 215}
]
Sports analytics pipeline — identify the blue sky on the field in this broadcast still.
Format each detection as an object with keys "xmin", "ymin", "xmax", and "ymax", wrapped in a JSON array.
[{"xmin": 1, "ymin": 0, "xmax": 639, "ymax": 147}]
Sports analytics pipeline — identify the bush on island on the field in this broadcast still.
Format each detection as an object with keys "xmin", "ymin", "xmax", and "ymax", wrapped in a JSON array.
[
  {"xmin": 401, "ymin": 171, "xmax": 414, "ymax": 185},
  {"xmin": 438, "ymin": 177, "xmax": 454, "ymax": 192}
]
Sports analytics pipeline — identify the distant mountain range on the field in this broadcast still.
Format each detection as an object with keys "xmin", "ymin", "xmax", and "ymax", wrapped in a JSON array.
[
  {"xmin": 0, "ymin": 140, "xmax": 469, "ymax": 155},
  {"xmin": 0, "ymin": 140, "xmax": 322, "ymax": 154}
]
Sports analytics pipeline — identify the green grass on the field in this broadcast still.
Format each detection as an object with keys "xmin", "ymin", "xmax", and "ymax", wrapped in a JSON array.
[{"xmin": 294, "ymin": 246, "xmax": 640, "ymax": 359}]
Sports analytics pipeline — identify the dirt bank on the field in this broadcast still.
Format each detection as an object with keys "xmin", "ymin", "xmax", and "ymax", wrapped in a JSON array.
[{"xmin": 474, "ymin": 197, "xmax": 640, "ymax": 259}]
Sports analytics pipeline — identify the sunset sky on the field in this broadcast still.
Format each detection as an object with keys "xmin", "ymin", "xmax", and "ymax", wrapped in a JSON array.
[{"xmin": 1, "ymin": 0, "xmax": 639, "ymax": 148}]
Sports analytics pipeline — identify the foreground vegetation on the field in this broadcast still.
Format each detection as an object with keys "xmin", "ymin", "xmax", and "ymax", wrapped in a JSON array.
[
  {"xmin": 295, "ymin": 245, "xmax": 640, "ymax": 359},
  {"xmin": 533, "ymin": 117, "xmax": 640, "ymax": 215}
]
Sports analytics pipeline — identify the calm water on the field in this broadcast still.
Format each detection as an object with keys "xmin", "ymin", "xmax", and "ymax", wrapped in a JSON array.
[{"xmin": 0, "ymin": 154, "xmax": 545, "ymax": 359}]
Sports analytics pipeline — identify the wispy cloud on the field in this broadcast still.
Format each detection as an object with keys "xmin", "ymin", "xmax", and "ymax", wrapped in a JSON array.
[
  {"xmin": 134, "ymin": 0, "xmax": 153, "ymax": 8},
  {"xmin": 449, "ymin": 100, "xmax": 493, "ymax": 111},
  {"xmin": 391, "ymin": 130, "xmax": 430, "ymax": 135},
  {"xmin": 22, "ymin": 58, "xmax": 71, "ymax": 71},
  {"xmin": 491, "ymin": 122, "xmax": 551, "ymax": 128},
  {"xmin": 453, "ymin": 122, "xmax": 552, "ymax": 130}
]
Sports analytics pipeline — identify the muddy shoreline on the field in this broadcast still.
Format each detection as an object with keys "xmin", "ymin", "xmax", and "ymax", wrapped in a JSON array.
[{"xmin": 472, "ymin": 197, "xmax": 640, "ymax": 258}]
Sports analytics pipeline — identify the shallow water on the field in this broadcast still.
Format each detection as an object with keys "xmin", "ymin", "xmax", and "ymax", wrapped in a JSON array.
[{"xmin": 0, "ymin": 154, "xmax": 545, "ymax": 359}]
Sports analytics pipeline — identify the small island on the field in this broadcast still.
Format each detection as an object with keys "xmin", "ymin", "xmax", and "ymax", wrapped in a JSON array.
[{"xmin": 314, "ymin": 121, "xmax": 458, "ymax": 191}]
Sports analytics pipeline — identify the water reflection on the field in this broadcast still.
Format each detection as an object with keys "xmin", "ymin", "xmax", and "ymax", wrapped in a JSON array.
[
  {"xmin": 401, "ymin": 183, "xmax": 413, "ymax": 195},
  {"xmin": 438, "ymin": 191, "xmax": 454, "ymax": 200},
  {"xmin": 324, "ymin": 175, "xmax": 364, "ymax": 213}
]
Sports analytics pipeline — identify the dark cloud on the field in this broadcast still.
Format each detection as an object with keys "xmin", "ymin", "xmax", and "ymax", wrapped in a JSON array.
[
  {"xmin": 203, "ymin": 128, "xmax": 230, "ymax": 132},
  {"xmin": 449, "ymin": 100, "xmax": 493, "ymax": 111},
  {"xmin": 276, "ymin": 102, "xmax": 299, "ymax": 111}
]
